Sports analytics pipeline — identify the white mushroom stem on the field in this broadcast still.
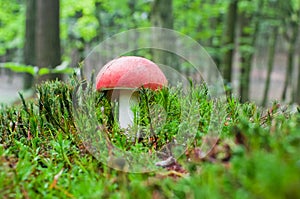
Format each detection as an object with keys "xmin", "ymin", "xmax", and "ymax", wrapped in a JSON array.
[{"xmin": 118, "ymin": 90, "xmax": 138, "ymax": 129}]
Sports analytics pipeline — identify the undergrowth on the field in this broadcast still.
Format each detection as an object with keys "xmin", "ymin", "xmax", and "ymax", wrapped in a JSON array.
[{"xmin": 0, "ymin": 78, "xmax": 299, "ymax": 198}]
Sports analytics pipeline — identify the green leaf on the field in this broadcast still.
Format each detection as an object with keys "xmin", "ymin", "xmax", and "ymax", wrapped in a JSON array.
[
  {"xmin": 38, "ymin": 68, "xmax": 50, "ymax": 76},
  {"xmin": 0, "ymin": 62, "xmax": 37, "ymax": 75}
]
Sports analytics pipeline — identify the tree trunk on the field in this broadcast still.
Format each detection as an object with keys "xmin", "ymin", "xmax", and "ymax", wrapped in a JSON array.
[
  {"xmin": 221, "ymin": 0, "xmax": 238, "ymax": 94},
  {"xmin": 23, "ymin": 0, "xmax": 36, "ymax": 90},
  {"xmin": 239, "ymin": 20, "xmax": 256, "ymax": 103},
  {"xmin": 36, "ymin": 0, "xmax": 62, "ymax": 82},
  {"xmin": 95, "ymin": 1, "xmax": 104, "ymax": 42},
  {"xmin": 281, "ymin": 24, "xmax": 298, "ymax": 101},
  {"xmin": 207, "ymin": 0, "xmax": 222, "ymax": 68},
  {"xmin": 239, "ymin": 15, "xmax": 251, "ymax": 103},
  {"xmin": 239, "ymin": 0, "xmax": 262, "ymax": 103},
  {"xmin": 296, "ymin": 50, "xmax": 300, "ymax": 104},
  {"xmin": 262, "ymin": 27, "xmax": 278, "ymax": 107},
  {"xmin": 150, "ymin": 0, "xmax": 177, "ymax": 70},
  {"xmin": 151, "ymin": 0, "xmax": 173, "ymax": 29},
  {"xmin": 127, "ymin": 0, "xmax": 140, "ymax": 53}
]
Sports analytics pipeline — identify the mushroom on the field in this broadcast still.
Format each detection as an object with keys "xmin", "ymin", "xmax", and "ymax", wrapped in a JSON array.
[{"xmin": 96, "ymin": 56, "xmax": 167, "ymax": 129}]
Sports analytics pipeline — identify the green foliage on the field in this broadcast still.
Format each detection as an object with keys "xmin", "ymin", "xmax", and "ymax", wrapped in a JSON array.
[
  {"xmin": 174, "ymin": 0, "xmax": 227, "ymax": 42},
  {"xmin": 0, "ymin": 0, "xmax": 24, "ymax": 56}
]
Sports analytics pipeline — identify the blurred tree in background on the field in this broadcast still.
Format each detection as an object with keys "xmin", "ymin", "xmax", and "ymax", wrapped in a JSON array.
[
  {"xmin": 23, "ymin": 0, "xmax": 36, "ymax": 89},
  {"xmin": 221, "ymin": 0, "xmax": 238, "ymax": 96},
  {"xmin": 36, "ymin": 0, "xmax": 61, "ymax": 82},
  {"xmin": 0, "ymin": 0, "xmax": 299, "ymax": 105},
  {"xmin": 150, "ymin": 0, "xmax": 176, "ymax": 69},
  {"xmin": 280, "ymin": 0, "xmax": 300, "ymax": 102},
  {"xmin": 238, "ymin": 0, "xmax": 262, "ymax": 102}
]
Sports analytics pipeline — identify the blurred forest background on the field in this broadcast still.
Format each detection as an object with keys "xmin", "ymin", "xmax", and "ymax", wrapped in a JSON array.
[{"xmin": 0, "ymin": 0, "xmax": 299, "ymax": 106}]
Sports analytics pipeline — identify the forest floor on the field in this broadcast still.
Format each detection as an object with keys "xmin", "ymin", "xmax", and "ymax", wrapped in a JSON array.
[{"xmin": 0, "ymin": 72, "xmax": 24, "ymax": 104}]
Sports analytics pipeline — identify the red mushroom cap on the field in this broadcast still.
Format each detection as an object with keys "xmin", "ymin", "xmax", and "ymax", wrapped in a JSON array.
[{"xmin": 96, "ymin": 56, "xmax": 167, "ymax": 90}]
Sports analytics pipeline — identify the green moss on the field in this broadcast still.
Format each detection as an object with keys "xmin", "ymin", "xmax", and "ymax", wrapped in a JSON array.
[{"xmin": 0, "ymin": 79, "xmax": 299, "ymax": 198}]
